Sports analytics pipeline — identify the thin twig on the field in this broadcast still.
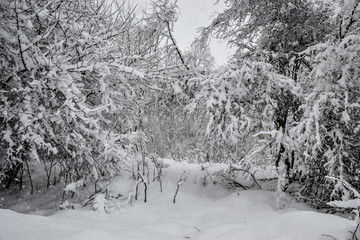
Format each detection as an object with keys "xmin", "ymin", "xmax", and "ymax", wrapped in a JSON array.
[
  {"xmin": 165, "ymin": 21, "xmax": 190, "ymax": 70},
  {"xmin": 321, "ymin": 234, "xmax": 337, "ymax": 240},
  {"xmin": 173, "ymin": 171, "xmax": 190, "ymax": 204},
  {"xmin": 229, "ymin": 166, "xmax": 262, "ymax": 190},
  {"xmin": 353, "ymin": 222, "xmax": 359, "ymax": 240}
]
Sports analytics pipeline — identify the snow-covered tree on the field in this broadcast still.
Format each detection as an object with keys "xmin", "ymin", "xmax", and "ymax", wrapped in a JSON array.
[
  {"xmin": 0, "ymin": 0, "xmax": 210, "ymax": 196},
  {"xmin": 196, "ymin": 0, "xmax": 330, "ymax": 166},
  {"xmin": 0, "ymin": 0, "xmax": 151, "ymax": 192},
  {"xmin": 194, "ymin": 0, "xmax": 360, "ymax": 205},
  {"xmin": 294, "ymin": 0, "xmax": 360, "ymax": 201}
]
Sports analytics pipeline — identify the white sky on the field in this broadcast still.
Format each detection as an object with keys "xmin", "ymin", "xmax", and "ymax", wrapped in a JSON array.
[{"xmin": 130, "ymin": 0, "xmax": 235, "ymax": 66}]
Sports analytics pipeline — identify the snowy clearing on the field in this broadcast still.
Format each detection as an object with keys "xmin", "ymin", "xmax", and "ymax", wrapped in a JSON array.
[{"xmin": 0, "ymin": 160, "xmax": 353, "ymax": 240}]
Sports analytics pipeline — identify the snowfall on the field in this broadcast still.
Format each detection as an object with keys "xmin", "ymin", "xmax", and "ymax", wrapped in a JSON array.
[{"xmin": 0, "ymin": 159, "xmax": 355, "ymax": 240}]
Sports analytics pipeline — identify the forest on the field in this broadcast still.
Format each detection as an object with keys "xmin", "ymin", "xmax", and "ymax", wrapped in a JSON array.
[{"xmin": 0, "ymin": 0, "xmax": 360, "ymax": 238}]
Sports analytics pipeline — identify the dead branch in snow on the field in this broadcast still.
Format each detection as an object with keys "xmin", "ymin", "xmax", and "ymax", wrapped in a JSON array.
[
  {"xmin": 229, "ymin": 165, "xmax": 262, "ymax": 190},
  {"xmin": 152, "ymin": 155, "xmax": 165, "ymax": 192},
  {"xmin": 135, "ymin": 172, "xmax": 148, "ymax": 203},
  {"xmin": 173, "ymin": 170, "xmax": 190, "ymax": 204}
]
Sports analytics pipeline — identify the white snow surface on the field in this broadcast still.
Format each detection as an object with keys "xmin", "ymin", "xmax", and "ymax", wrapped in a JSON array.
[{"xmin": 0, "ymin": 159, "xmax": 352, "ymax": 240}]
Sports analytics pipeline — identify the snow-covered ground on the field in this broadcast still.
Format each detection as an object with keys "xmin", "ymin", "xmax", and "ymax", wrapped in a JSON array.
[{"xmin": 0, "ymin": 159, "xmax": 354, "ymax": 240}]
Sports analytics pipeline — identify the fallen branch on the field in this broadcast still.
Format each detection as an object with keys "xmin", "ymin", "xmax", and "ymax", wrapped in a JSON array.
[
  {"xmin": 217, "ymin": 171, "xmax": 250, "ymax": 190},
  {"xmin": 325, "ymin": 176, "xmax": 360, "ymax": 198},
  {"xmin": 82, "ymin": 188, "xmax": 103, "ymax": 207},
  {"xmin": 230, "ymin": 180, "xmax": 250, "ymax": 190},
  {"xmin": 229, "ymin": 165, "xmax": 262, "ymax": 190},
  {"xmin": 321, "ymin": 234, "xmax": 337, "ymax": 240}
]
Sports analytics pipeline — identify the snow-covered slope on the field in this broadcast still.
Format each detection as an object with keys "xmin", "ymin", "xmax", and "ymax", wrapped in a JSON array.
[{"xmin": 0, "ymin": 160, "xmax": 353, "ymax": 240}]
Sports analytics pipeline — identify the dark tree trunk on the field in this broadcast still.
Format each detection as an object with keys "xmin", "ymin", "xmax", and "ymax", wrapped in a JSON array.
[{"xmin": 5, "ymin": 161, "xmax": 23, "ymax": 189}]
